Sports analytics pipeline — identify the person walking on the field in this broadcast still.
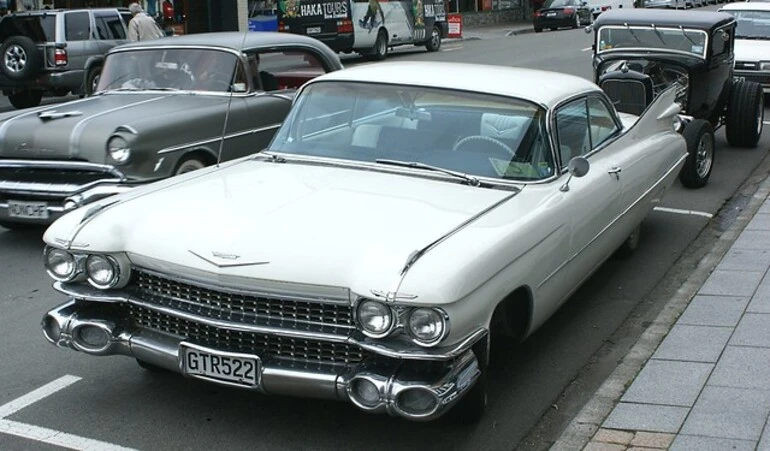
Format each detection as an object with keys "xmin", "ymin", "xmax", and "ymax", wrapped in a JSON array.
[{"xmin": 127, "ymin": 2, "xmax": 165, "ymax": 42}]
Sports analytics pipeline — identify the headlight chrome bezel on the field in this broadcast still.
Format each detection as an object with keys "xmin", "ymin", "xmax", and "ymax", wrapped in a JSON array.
[
  {"xmin": 44, "ymin": 246, "xmax": 131, "ymax": 289},
  {"xmin": 107, "ymin": 134, "xmax": 132, "ymax": 164},
  {"xmin": 406, "ymin": 307, "xmax": 448, "ymax": 346},
  {"xmin": 354, "ymin": 297, "xmax": 450, "ymax": 347},
  {"xmin": 355, "ymin": 299, "xmax": 396, "ymax": 338},
  {"xmin": 43, "ymin": 246, "xmax": 81, "ymax": 282},
  {"xmin": 759, "ymin": 61, "xmax": 770, "ymax": 71}
]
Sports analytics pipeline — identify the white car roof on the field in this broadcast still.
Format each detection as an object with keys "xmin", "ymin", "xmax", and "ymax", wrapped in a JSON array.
[
  {"xmin": 720, "ymin": 2, "xmax": 770, "ymax": 11},
  {"xmin": 309, "ymin": 62, "xmax": 600, "ymax": 108}
]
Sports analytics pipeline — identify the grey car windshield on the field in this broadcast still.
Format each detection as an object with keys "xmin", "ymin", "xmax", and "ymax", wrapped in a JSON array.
[
  {"xmin": 268, "ymin": 82, "xmax": 555, "ymax": 182},
  {"xmin": 598, "ymin": 26, "xmax": 708, "ymax": 58},
  {"xmin": 728, "ymin": 10, "xmax": 770, "ymax": 39},
  {"xmin": 97, "ymin": 48, "xmax": 239, "ymax": 92}
]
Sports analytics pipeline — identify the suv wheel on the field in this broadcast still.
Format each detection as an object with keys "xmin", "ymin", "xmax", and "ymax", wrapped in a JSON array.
[
  {"xmin": 0, "ymin": 36, "xmax": 42, "ymax": 80},
  {"xmin": 7, "ymin": 89, "xmax": 43, "ymax": 109},
  {"xmin": 726, "ymin": 80, "xmax": 764, "ymax": 148}
]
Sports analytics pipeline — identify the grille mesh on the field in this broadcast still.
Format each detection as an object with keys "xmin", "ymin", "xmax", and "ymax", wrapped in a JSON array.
[
  {"xmin": 0, "ymin": 166, "xmax": 113, "ymax": 185},
  {"xmin": 601, "ymin": 79, "xmax": 648, "ymax": 116},
  {"xmin": 128, "ymin": 304, "xmax": 366, "ymax": 365}
]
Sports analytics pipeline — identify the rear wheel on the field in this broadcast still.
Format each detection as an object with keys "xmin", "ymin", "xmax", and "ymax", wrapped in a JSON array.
[
  {"xmin": 534, "ymin": 26, "xmax": 543, "ymax": 32},
  {"xmin": 7, "ymin": 89, "xmax": 42, "ymax": 109},
  {"xmin": 726, "ymin": 80, "xmax": 764, "ymax": 148},
  {"xmin": 679, "ymin": 119, "xmax": 715, "ymax": 189},
  {"xmin": 366, "ymin": 30, "xmax": 388, "ymax": 61},
  {"xmin": 0, "ymin": 35, "xmax": 41, "ymax": 80},
  {"xmin": 572, "ymin": 13, "xmax": 580, "ymax": 28},
  {"xmin": 425, "ymin": 26, "xmax": 441, "ymax": 52}
]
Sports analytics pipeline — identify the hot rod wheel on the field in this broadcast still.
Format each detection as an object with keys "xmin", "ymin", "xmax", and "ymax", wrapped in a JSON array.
[
  {"xmin": 726, "ymin": 80, "xmax": 764, "ymax": 148},
  {"xmin": 679, "ymin": 119, "xmax": 715, "ymax": 189}
]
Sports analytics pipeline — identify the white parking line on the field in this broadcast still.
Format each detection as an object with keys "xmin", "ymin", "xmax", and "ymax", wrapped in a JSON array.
[
  {"xmin": 442, "ymin": 46, "xmax": 462, "ymax": 52},
  {"xmin": 0, "ymin": 375, "xmax": 136, "ymax": 451},
  {"xmin": 654, "ymin": 206, "xmax": 713, "ymax": 219},
  {"xmin": 764, "ymin": 120, "xmax": 770, "ymax": 125},
  {"xmin": 582, "ymin": 46, "xmax": 592, "ymax": 52}
]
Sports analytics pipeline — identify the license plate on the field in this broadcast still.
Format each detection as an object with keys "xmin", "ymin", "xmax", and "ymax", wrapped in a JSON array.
[
  {"xmin": 546, "ymin": 12, "xmax": 556, "ymax": 16},
  {"xmin": 307, "ymin": 26, "xmax": 321, "ymax": 34},
  {"xmin": 8, "ymin": 200, "xmax": 48, "ymax": 219},
  {"xmin": 734, "ymin": 76, "xmax": 745, "ymax": 82},
  {"xmin": 181, "ymin": 344, "xmax": 259, "ymax": 388}
]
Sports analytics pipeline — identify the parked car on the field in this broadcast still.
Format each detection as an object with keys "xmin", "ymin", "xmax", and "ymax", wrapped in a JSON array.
[
  {"xmin": 644, "ymin": 0, "xmax": 687, "ymax": 9},
  {"xmin": 41, "ymin": 61, "xmax": 689, "ymax": 422},
  {"xmin": 584, "ymin": 0, "xmax": 634, "ymax": 19},
  {"xmin": 0, "ymin": 7, "xmax": 132, "ymax": 109},
  {"xmin": 591, "ymin": 9, "xmax": 764, "ymax": 188},
  {"xmin": 720, "ymin": 1, "xmax": 770, "ymax": 93},
  {"xmin": 0, "ymin": 31, "xmax": 342, "ymax": 231},
  {"xmin": 534, "ymin": 0, "xmax": 593, "ymax": 32}
]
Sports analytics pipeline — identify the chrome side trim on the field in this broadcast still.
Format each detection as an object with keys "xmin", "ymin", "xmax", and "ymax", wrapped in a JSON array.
[
  {"xmin": 156, "ymin": 123, "xmax": 281, "ymax": 155},
  {"xmin": 350, "ymin": 328, "xmax": 486, "ymax": 361}
]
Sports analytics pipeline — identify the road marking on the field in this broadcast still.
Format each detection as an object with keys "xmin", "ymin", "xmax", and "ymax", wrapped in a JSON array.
[
  {"xmin": 442, "ymin": 46, "xmax": 462, "ymax": 52},
  {"xmin": 0, "ymin": 375, "xmax": 137, "ymax": 451},
  {"xmin": 654, "ymin": 206, "xmax": 713, "ymax": 219},
  {"xmin": 764, "ymin": 120, "xmax": 770, "ymax": 125},
  {"xmin": 582, "ymin": 46, "xmax": 592, "ymax": 52}
]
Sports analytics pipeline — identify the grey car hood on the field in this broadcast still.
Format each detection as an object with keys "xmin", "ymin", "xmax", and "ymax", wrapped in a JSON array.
[{"xmin": 0, "ymin": 93, "xmax": 234, "ymax": 162}]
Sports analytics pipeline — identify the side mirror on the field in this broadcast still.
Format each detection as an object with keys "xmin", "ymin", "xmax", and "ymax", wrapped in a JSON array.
[
  {"xmin": 560, "ymin": 156, "xmax": 590, "ymax": 192},
  {"xmin": 584, "ymin": 24, "xmax": 593, "ymax": 34}
]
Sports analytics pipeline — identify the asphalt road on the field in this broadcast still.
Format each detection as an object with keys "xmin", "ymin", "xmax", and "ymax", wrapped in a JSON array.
[{"xmin": 2, "ymin": 17, "xmax": 769, "ymax": 451}]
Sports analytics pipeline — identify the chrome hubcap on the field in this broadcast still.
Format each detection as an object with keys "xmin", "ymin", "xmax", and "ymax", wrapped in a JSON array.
[
  {"xmin": 695, "ymin": 132, "xmax": 714, "ymax": 178},
  {"xmin": 4, "ymin": 45, "xmax": 26, "ymax": 73}
]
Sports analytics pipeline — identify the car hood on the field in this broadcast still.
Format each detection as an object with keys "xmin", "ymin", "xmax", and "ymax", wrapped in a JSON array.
[
  {"xmin": 47, "ymin": 160, "xmax": 516, "ymax": 298},
  {"xmin": 0, "ymin": 93, "xmax": 231, "ymax": 162},
  {"xmin": 734, "ymin": 39, "xmax": 770, "ymax": 62}
]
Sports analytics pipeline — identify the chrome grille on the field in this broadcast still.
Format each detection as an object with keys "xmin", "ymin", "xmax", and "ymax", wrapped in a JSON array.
[
  {"xmin": 0, "ymin": 166, "xmax": 114, "ymax": 186},
  {"xmin": 601, "ymin": 79, "xmax": 648, "ymax": 116},
  {"xmin": 130, "ymin": 269, "xmax": 355, "ymax": 331},
  {"xmin": 128, "ymin": 304, "xmax": 366, "ymax": 365}
]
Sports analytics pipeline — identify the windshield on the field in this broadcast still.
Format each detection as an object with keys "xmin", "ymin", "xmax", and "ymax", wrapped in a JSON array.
[
  {"xmin": 598, "ymin": 26, "xmax": 709, "ymax": 58},
  {"xmin": 727, "ymin": 10, "xmax": 770, "ymax": 39},
  {"xmin": 97, "ymin": 48, "xmax": 240, "ymax": 92},
  {"xmin": 268, "ymin": 82, "xmax": 555, "ymax": 182}
]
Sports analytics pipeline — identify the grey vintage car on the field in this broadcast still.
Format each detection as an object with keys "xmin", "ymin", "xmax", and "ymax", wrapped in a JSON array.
[{"xmin": 0, "ymin": 31, "xmax": 342, "ymax": 230}]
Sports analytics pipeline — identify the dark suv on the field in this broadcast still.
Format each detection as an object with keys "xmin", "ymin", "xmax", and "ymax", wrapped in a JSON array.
[{"xmin": 0, "ymin": 8, "xmax": 131, "ymax": 109}]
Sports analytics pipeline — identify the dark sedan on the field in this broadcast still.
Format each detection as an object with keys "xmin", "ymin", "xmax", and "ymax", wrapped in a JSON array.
[
  {"xmin": 0, "ymin": 32, "xmax": 343, "ymax": 230},
  {"xmin": 534, "ymin": 0, "xmax": 592, "ymax": 32}
]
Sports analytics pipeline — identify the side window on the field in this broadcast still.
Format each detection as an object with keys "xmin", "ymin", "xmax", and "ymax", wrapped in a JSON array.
[
  {"xmin": 587, "ymin": 96, "xmax": 619, "ymax": 149},
  {"xmin": 120, "ymin": 12, "xmax": 133, "ymax": 30},
  {"xmin": 94, "ymin": 12, "xmax": 126, "ymax": 40},
  {"xmin": 555, "ymin": 98, "xmax": 589, "ymax": 167},
  {"xmin": 64, "ymin": 11, "xmax": 91, "ymax": 41},
  {"xmin": 247, "ymin": 49, "xmax": 326, "ymax": 91},
  {"xmin": 711, "ymin": 28, "xmax": 730, "ymax": 57}
]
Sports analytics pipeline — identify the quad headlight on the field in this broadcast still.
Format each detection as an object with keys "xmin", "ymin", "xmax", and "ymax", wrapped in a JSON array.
[
  {"xmin": 44, "ymin": 247, "xmax": 78, "ymax": 281},
  {"xmin": 107, "ymin": 135, "xmax": 131, "ymax": 164},
  {"xmin": 356, "ymin": 299, "xmax": 394, "ymax": 337},
  {"xmin": 406, "ymin": 308, "xmax": 446, "ymax": 345},
  {"xmin": 86, "ymin": 254, "xmax": 119, "ymax": 289}
]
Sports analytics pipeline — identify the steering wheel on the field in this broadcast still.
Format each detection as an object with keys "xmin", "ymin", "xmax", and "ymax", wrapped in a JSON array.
[{"xmin": 452, "ymin": 135, "xmax": 515, "ymax": 157}]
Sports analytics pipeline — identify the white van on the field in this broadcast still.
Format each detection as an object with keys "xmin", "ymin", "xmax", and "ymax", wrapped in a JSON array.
[{"xmin": 584, "ymin": 0, "xmax": 634, "ymax": 19}]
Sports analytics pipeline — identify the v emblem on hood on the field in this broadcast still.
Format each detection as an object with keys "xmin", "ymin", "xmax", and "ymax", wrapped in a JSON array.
[{"xmin": 189, "ymin": 250, "xmax": 270, "ymax": 268}]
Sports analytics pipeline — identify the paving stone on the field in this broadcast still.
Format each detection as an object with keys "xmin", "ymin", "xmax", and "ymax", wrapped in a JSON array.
[
  {"xmin": 669, "ymin": 435, "xmax": 757, "ymax": 451},
  {"xmin": 677, "ymin": 295, "xmax": 749, "ymax": 327},
  {"xmin": 709, "ymin": 346, "xmax": 770, "ymax": 390},
  {"xmin": 680, "ymin": 386, "xmax": 770, "ymax": 440},
  {"xmin": 630, "ymin": 431, "xmax": 675, "ymax": 448},
  {"xmin": 698, "ymin": 270, "xmax": 764, "ymax": 297},
  {"xmin": 759, "ymin": 203, "xmax": 770, "ymax": 215},
  {"xmin": 758, "ymin": 414, "xmax": 770, "ymax": 451},
  {"xmin": 730, "ymin": 313, "xmax": 770, "ymax": 348},
  {"xmin": 626, "ymin": 447, "xmax": 658, "ymax": 451},
  {"xmin": 603, "ymin": 403, "xmax": 689, "ymax": 433},
  {"xmin": 717, "ymin": 248, "xmax": 770, "ymax": 271},
  {"xmin": 584, "ymin": 443, "xmax": 626, "ymax": 451},
  {"xmin": 733, "ymin": 230, "xmax": 770, "ymax": 250},
  {"xmin": 749, "ymin": 274, "xmax": 770, "ymax": 314},
  {"xmin": 746, "ymin": 213, "xmax": 770, "ymax": 231},
  {"xmin": 653, "ymin": 324, "xmax": 731, "ymax": 363},
  {"xmin": 621, "ymin": 360, "xmax": 712, "ymax": 407},
  {"xmin": 594, "ymin": 428, "xmax": 634, "ymax": 445}
]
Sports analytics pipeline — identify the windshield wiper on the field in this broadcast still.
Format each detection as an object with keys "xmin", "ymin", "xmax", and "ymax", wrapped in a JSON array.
[
  {"xmin": 625, "ymin": 23, "xmax": 641, "ymax": 42},
  {"xmin": 678, "ymin": 25, "xmax": 696, "ymax": 45},
  {"xmin": 652, "ymin": 24, "xmax": 666, "ymax": 44},
  {"xmin": 375, "ymin": 159, "xmax": 481, "ymax": 186}
]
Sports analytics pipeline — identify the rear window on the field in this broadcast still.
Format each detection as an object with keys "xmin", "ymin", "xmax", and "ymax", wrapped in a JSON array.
[{"xmin": 0, "ymin": 15, "xmax": 56, "ymax": 42}]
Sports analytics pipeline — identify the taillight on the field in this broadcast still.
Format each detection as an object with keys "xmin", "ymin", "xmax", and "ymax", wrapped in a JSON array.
[
  {"xmin": 564, "ymin": 7, "xmax": 575, "ymax": 13},
  {"xmin": 337, "ymin": 19, "xmax": 353, "ymax": 33},
  {"xmin": 278, "ymin": 21, "xmax": 289, "ymax": 32},
  {"xmin": 601, "ymin": 5, "xmax": 610, "ymax": 10},
  {"xmin": 535, "ymin": 10, "xmax": 542, "ymax": 16},
  {"xmin": 54, "ymin": 48, "xmax": 67, "ymax": 66}
]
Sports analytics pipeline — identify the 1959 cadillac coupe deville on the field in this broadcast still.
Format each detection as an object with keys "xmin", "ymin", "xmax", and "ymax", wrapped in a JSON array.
[
  {"xmin": 41, "ymin": 62, "xmax": 690, "ymax": 422},
  {"xmin": 0, "ymin": 31, "xmax": 342, "ymax": 230}
]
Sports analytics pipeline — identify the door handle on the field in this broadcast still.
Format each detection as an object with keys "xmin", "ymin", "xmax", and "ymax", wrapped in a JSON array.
[{"xmin": 608, "ymin": 167, "xmax": 622, "ymax": 180}]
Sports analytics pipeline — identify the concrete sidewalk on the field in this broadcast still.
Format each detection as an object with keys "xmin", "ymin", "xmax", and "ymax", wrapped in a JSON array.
[
  {"xmin": 445, "ymin": 20, "xmax": 534, "ymax": 42},
  {"xmin": 551, "ymin": 165, "xmax": 770, "ymax": 450}
]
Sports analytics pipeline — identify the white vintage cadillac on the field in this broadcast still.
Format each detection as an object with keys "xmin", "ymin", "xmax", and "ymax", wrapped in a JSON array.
[{"xmin": 41, "ymin": 62, "xmax": 687, "ymax": 422}]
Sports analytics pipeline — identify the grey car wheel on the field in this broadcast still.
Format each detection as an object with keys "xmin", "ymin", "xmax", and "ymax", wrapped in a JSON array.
[
  {"xmin": 85, "ymin": 65, "xmax": 102, "ymax": 96},
  {"xmin": 174, "ymin": 157, "xmax": 206, "ymax": 175}
]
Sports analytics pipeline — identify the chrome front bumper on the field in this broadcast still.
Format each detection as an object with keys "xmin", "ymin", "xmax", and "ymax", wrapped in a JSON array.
[
  {"xmin": 0, "ymin": 160, "xmax": 132, "ymax": 225},
  {"xmin": 42, "ymin": 299, "xmax": 482, "ymax": 421}
]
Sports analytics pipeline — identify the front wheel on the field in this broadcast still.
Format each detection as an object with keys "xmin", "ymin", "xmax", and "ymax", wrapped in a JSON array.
[
  {"xmin": 174, "ymin": 157, "xmax": 206, "ymax": 175},
  {"xmin": 84, "ymin": 65, "xmax": 102, "ymax": 96},
  {"xmin": 726, "ymin": 80, "xmax": 764, "ymax": 148},
  {"xmin": 7, "ymin": 89, "xmax": 42, "ymax": 109},
  {"xmin": 425, "ymin": 26, "xmax": 441, "ymax": 52},
  {"xmin": 679, "ymin": 119, "xmax": 714, "ymax": 189}
]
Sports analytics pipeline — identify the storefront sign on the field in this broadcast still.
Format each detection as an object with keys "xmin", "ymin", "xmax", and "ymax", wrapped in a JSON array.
[{"xmin": 447, "ymin": 13, "xmax": 462, "ymax": 38}]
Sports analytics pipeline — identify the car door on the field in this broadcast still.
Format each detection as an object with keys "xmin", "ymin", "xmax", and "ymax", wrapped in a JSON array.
[
  {"xmin": 93, "ymin": 10, "xmax": 129, "ymax": 55},
  {"xmin": 553, "ymin": 96, "xmax": 623, "ymax": 293},
  {"xmin": 62, "ymin": 11, "xmax": 96, "ymax": 72}
]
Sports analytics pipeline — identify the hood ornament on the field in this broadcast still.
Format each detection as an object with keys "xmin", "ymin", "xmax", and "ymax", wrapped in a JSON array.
[{"xmin": 189, "ymin": 250, "xmax": 270, "ymax": 268}]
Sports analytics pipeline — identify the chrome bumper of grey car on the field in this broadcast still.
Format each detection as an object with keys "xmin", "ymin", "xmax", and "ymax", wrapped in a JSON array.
[
  {"xmin": 0, "ymin": 159, "xmax": 132, "ymax": 224},
  {"xmin": 42, "ymin": 299, "xmax": 482, "ymax": 421}
]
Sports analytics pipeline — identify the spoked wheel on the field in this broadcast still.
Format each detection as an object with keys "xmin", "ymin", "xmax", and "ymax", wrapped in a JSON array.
[{"xmin": 679, "ymin": 119, "xmax": 714, "ymax": 189}]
